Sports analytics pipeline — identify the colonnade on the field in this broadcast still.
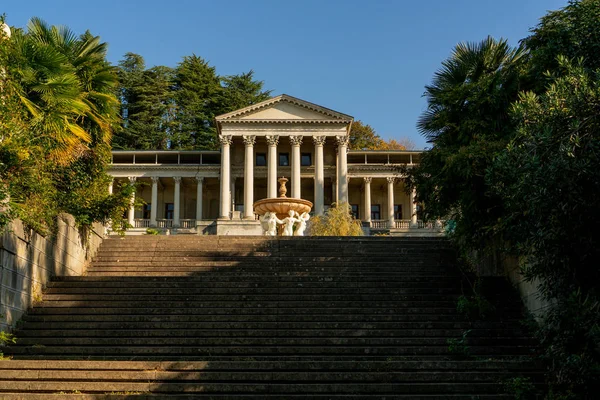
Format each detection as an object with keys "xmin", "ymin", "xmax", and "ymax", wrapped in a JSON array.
[
  {"xmin": 113, "ymin": 176, "xmax": 205, "ymax": 228},
  {"xmin": 218, "ymin": 134, "xmax": 350, "ymax": 220},
  {"xmin": 361, "ymin": 177, "xmax": 418, "ymax": 226}
]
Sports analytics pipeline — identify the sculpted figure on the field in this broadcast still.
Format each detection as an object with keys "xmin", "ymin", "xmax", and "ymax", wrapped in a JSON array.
[
  {"xmin": 281, "ymin": 210, "xmax": 299, "ymax": 236},
  {"xmin": 266, "ymin": 212, "xmax": 283, "ymax": 236},
  {"xmin": 260, "ymin": 212, "xmax": 282, "ymax": 236},
  {"xmin": 259, "ymin": 212, "xmax": 271, "ymax": 235},
  {"xmin": 293, "ymin": 212, "xmax": 310, "ymax": 236}
]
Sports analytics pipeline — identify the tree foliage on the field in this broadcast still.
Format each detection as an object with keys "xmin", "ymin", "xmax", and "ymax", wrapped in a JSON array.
[
  {"xmin": 349, "ymin": 120, "xmax": 412, "ymax": 150},
  {"xmin": 0, "ymin": 17, "xmax": 131, "ymax": 235},
  {"xmin": 411, "ymin": 36, "xmax": 527, "ymax": 248},
  {"xmin": 488, "ymin": 59, "xmax": 600, "ymax": 397},
  {"xmin": 413, "ymin": 2, "xmax": 600, "ymax": 397},
  {"xmin": 113, "ymin": 55, "xmax": 271, "ymax": 150}
]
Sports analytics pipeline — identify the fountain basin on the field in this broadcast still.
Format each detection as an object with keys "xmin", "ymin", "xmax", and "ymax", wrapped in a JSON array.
[{"xmin": 253, "ymin": 198, "xmax": 313, "ymax": 220}]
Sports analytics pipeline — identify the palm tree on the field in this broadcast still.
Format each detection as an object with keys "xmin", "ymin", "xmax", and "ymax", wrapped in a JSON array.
[
  {"xmin": 417, "ymin": 36, "xmax": 527, "ymax": 145},
  {"xmin": 412, "ymin": 36, "xmax": 528, "ymax": 247},
  {"xmin": 8, "ymin": 18, "xmax": 118, "ymax": 163}
]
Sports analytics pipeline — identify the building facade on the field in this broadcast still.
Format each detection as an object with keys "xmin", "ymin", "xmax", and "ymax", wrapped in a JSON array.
[{"xmin": 108, "ymin": 95, "xmax": 438, "ymax": 235}]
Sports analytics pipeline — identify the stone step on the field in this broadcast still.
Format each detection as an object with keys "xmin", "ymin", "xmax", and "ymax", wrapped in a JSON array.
[
  {"xmin": 6, "ymin": 344, "xmax": 534, "ymax": 357},
  {"xmin": 33, "ymin": 299, "xmax": 462, "ymax": 308},
  {"xmin": 51, "ymin": 275, "xmax": 463, "ymax": 283},
  {"xmin": 0, "ymin": 394, "xmax": 515, "ymax": 400},
  {"xmin": 0, "ymin": 369, "xmax": 541, "ymax": 383},
  {"xmin": 0, "ymin": 381, "xmax": 523, "ymax": 395},
  {"xmin": 13, "ymin": 335, "xmax": 536, "ymax": 346},
  {"xmin": 0, "ymin": 359, "xmax": 539, "ymax": 371},
  {"xmin": 84, "ymin": 271, "xmax": 460, "ymax": 277},
  {"xmin": 43, "ymin": 286, "xmax": 462, "ymax": 295},
  {"xmin": 22, "ymin": 314, "xmax": 513, "ymax": 323},
  {"xmin": 15, "ymin": 328, "xmax": 530, "ymax": 339},
  {"xmin": 16, "ymin": 323, "xmax": 525, "ymax": 334},
  {"xmin": 40, "ymin": 294, "xmax": 461, "ymax": 302},
  {"xmin": 26, "ymin": 307, "xmax": 521, "ymax": 316}
]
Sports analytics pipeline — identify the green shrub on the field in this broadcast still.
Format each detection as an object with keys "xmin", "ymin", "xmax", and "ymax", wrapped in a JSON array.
[
  {"xmin": 502, "ymin": 376, "xmax": 536, "ymax": 400},
  {"xmin": 447, "ymin": 330, "xmax": 471, "ymax": 358},
  {"xmin": 146, "ymin": 228, "xmax": 159, "ymax": 235},
  {"xmin": 307, "ymin": 202, "xmax": 363, "ymax": 236}
]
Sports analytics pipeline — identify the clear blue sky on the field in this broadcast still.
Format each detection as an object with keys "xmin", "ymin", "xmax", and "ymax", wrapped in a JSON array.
[{"xmin": 3, "ymin": 0, "xmax": 568, "ymax": 149}]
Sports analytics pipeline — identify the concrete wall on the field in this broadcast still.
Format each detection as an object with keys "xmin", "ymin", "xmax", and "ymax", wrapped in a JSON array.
[{"xmin": 0, "ymin": 215, "xmax": 104, "ymax": 330}]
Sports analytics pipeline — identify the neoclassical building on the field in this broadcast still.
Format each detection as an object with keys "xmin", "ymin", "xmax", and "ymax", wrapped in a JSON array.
[{"xmin": 109, "ymin": 95, "xmax": 437, "ymax": 235}]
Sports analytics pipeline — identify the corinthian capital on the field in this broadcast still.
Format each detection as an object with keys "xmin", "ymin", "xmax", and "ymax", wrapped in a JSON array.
[
  {"xmin": 242, "ymin": 135, "xmax": 256, "ymax": 146},
  {"xmin": 266, "ymin": 135, "xmax": 279, "ymax": 146},
  {"xmin": 386, "ymin": 177, "xmax": 396, "ymax": 184},
  {"xmin": 289, "ymin": 135, "xmax": 303, "ymax": 146},
  {"xmin": 336, "ymin": 135, "xmax": 350, "ymax": 147},
  {"xmin": 363, "ymin": 177, "xmax": 372, "ymax": 184},
  {"xmin": 313, "ymin": 136, "xmax": 326, "ymax": 146},
  {"xmin": 219, "ymin": 135, "xmax": 233, "ymax": 146}
]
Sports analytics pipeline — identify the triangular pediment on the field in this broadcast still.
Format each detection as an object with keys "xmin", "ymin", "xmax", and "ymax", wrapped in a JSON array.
[{"xmin": 215, "ymin": 94, "xmax": 353, "ymax": 122}]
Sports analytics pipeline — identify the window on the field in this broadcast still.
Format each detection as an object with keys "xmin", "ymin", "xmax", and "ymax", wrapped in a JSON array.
[
  {"xmin": 351, "ymin": 204, "xmax": 359, "ymax": 220},
  {"xmin": 143, "ymin": 204, "xmax": 151, "ymax": 219},
  {"xmin": 301, "ymin": 153, "xmax": 312, "ymax": 166},
  {"xmin": 371, "ymin": 204, "xmax": 381, "ymax": 220},
  {"xmin": 394, "ymin": 204, "xmax": 403, "ymax": 220},
  {"xmin": 165, "ymin": 203, "xmax": 174, "ymax": 219},
  {"xmin": 256, "ymin": 153, "xmax": 266, "ymax": 166},
  {"xmin": 279, "ymin": 153, "xmax": 289, "ymax": 166}
]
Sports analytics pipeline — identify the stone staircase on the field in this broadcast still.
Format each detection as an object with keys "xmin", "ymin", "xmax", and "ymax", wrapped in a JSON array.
[{"xmin": 0, "ymin": 236, "xmax": 541, "ymax": 398}]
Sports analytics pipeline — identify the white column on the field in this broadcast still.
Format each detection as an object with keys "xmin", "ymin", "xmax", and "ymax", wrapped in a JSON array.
[
  {"xmin": 108, "ymin": 179, "xmax": 113, "ymax": 195},
  {"xmin": 313, "ymin": 136, "xmax": 326, "ymax": 215},
  {"xmin": 219, "ymin": 135, "xmax": 232, "ymax": 219},
  {"xmin": 173, "ymin": 176, "xmax": 181, "ymax": 227},
  {"xmin": 195, "ymin": 177, "xmax": 203, "ymax": 221},
  {"xmin": 243, "ymin": 135, "xmax": 256, "ymax": 219},
  {"xmin": 266, "ymin": 135, "xmax": 279, "ymax": 198},
  {"xmin": 387, "ymin": 177, "xmax": 395, "ymax": 228},
  {"xmin": 336, "ymin": 136, "xmax": 349, "ymax": 204},
  {"xmin": 332, "ymin": 182, "xmax": 337, "ymax": 204},
  {"xmin": 364, "ymin": 177, "xmax": 372, "ymax": 223},
  {"xmin": 231, "ymin": 178, "xmax": 236, "ymax": 216},
  {"xmin": 150, "ymin": 177, "xmax": 159, "ymax": 226},
  {"xmin": 290, "ymin": 136, "xmax": 303, "ymax": 198},
  {"xmin": 410, "ymin": 187, "xmax": 418, "ymax": 227},
  {"xmin": 127, "ymin": 177, "xmax": 136, "ymax": 227}
]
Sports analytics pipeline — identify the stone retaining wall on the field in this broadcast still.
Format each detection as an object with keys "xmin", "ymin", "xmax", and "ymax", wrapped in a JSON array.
[
  {"xmin": 474, "ymin": 248, "xmax": 550, "ymax": 320},
  {"xmin": 0, "ymin": 214, "xmax": 104, "ymax": 330}
]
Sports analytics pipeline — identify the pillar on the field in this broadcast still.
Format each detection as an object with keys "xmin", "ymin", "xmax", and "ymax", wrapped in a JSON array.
[
  {"xmin": 195, "ymin": 176, "xmax": 203, "ymax": 220},
  {"xmin": 108, "ymin": 179, "xmax": 113, "ymax": 195},
  {"xmin": 127, "ymin": 177, "xmax": 136, "ymax": 227},
  {"xmin": 336, "ymin": 135, "xmax": 349, "ymax": 204},
  {"xmin": 364, "ymin": 177, "xmax": 372, "ymax": 223},
  {"xmin": 150, "ymin": 176, "xmax": 159, "ymax": 227},
  {"xmin": 231, "ymin": 178, "xmax": 236, "ymax": 216},
  {"xmin": 313, "ymin": 136, "xmax": 326, "ymax": 215},
  {"xmin": 243, "ymin": 135, "xmax": 256, "ymax": 219},
  {"xmin": 173, "ymin": 176, "xmax": 181, "ymax": 227},
  {"xmin": 219, "ymin": 135, "xmax": 232, "ymax": 219},
  {"xmin": 410, "ymin": 187, "xmax": 418, "ymax": 227},
  {"xmin": 290, "ymin": 136, "xmax": 303, "ymax": 198},
  {"xmin": 266, "ymin": 135, "xmax": 279, "ymax": 198},
  {"xmin": 387, "ymin": 177, "xmax": 395, "ymax": 227}
]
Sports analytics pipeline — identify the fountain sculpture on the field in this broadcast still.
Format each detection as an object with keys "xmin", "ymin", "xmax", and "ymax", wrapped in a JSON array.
[{"xmin": 253, "ymin": 177, "xmax": 313, "ymax": 236}]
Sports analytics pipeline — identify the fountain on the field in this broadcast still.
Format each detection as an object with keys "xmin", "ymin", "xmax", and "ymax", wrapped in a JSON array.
[{"xmin": 253, "ymin": 177, "xmax": 313, "ymax": 236}]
